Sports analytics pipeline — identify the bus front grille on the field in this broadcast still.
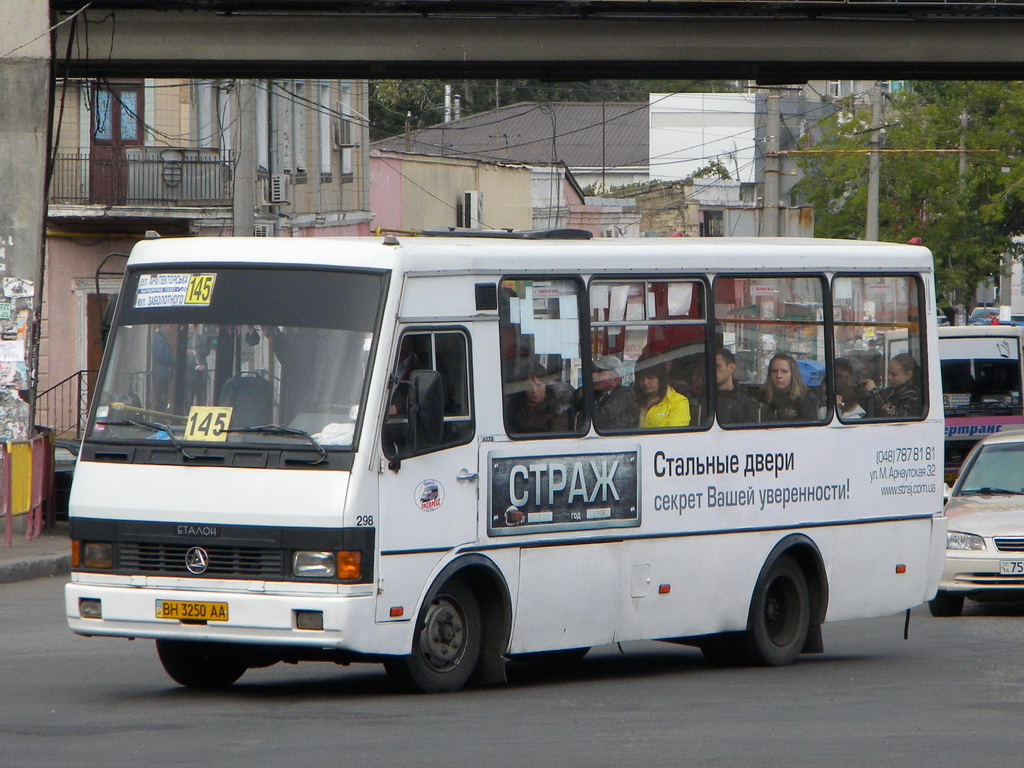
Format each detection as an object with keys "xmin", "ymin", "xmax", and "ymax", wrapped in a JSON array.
[{"xmin": 119, "ymin": 543, "xmax": 285, "ymax": 578}]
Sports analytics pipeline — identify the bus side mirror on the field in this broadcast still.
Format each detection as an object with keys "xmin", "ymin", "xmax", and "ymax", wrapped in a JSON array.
[
  {"xmin": 383, "ymin": 369, "xmax": 444, "ymax": 470},
  {"xmin": 408, "ymin": 369, "xmax": 444, "ymax": 449}
]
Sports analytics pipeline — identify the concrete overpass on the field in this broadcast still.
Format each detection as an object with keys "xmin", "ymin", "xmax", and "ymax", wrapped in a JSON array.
[
  {"xmin": 5, "ymin": 0, "xmax": 1024, "ymax": 436},
  {"xmin": 46, "ymin": 1, "xmax": 1024, "ymax": 81}
]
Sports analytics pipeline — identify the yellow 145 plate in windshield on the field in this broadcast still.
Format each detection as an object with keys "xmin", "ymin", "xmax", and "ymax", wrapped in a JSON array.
[{"xmin": 155, "ymin": 600, "xmax": 228, "ymax": 622}]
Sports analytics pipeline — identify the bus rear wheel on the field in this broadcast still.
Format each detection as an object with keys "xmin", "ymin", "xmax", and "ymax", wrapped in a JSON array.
[
  {"xmin": 156, "ymin": 639, "xmax": 248, "ymax": 689},
  {"xmin": 746, "ymin": 556, "xmax": 810, "ymax": 666},
  {"xmin": 386, "ymin": 578, "xmax": 481, "ymax": 693},
  {"xmin": 701, "ymin": 556, "xmax": 810, "ymax": 667}
]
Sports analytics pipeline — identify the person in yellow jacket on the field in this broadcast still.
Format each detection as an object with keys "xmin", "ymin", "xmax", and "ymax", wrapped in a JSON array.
[{"xmin": 636, "ymin": 359, "xmax": 691, "ymax": 428}]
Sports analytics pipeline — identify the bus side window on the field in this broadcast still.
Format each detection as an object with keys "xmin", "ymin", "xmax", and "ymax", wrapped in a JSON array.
[
  {"xmin": 589, "ymin": 278, "xmax": 708, "ymax": 433},
  {"xmin": 714, "ymin": 275, "xmax": 829, "ymax": 427},
  {"xmin": 832, "ymin": 274, "xmax": 926, "ymax": 422},
  {"xmin": 382, "ymin": 330, "xmax": 474, "ymax": 458},
  {"xmin": 499, "ymin": 277, "xmax": 587, "ymax": 438}
]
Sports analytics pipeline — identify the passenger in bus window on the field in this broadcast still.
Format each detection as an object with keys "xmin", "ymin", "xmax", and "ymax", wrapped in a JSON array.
[
  {"xmin": 636, "ymin": 356, "xmax": 691, "ymax": 428},
  {"xmin": 863, "ymin": 352, "xmax": 922, "ymax": 418},
  {"xmin": 505, "ymin": 360, "xmax": 570, "ymax": 434},
  {"xmin": 759, "ymin": 353, "xmax": 817, "ymax": 422},
  {"xmin": 835, "ymin": 358, "xmax": 868, "ymax": 420},
  {"xmin": 715, "ymin": 348, "xmax": 762, "ymax": 425},
  {"xmin": 671, "ymin": 355, "xmax": 707, "ymax": 424},
  {"xmin": 150, "ymin": 323, "xmax": 175, "ymax": 411},
  {"xmin": 591, "ymin": 355, "xmax": 640, "ymax": 431}
]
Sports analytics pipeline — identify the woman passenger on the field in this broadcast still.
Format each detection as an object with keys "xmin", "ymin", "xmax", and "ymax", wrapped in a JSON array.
[
  {"xmin": 758, "ymin": 353, "xmax": 817, "ymax": 422},
  {"xmin": 863, "ymin": 352, "xmax": 922, "ymax": 418},
  {"xmin": 636, "ymin": 358, "xmax": 691, "ymax": 428}
]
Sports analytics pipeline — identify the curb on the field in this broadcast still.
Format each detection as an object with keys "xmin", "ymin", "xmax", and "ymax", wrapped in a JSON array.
[{"xmin": 0, "ymin": 554, "xmax": 71, "ymax": 584}]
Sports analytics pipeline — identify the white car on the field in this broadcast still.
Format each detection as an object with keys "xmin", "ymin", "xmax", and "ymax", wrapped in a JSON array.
[{"xmin": 931, "ymin": 430, "xmax": 1024, "ymax": 617}]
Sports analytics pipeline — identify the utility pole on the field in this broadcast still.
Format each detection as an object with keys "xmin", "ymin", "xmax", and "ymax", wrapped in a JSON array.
[
  {"xmin": 958, "ymin": 107, "xmax": 969, "ymax": 180},
  {"xmin": 866, "ymin": 82, "xmax": 883, "ymax": 241},
  {"xmin": 763, "ymin": 87, "xmax": 781, "ymax": 237},
  {"xmin": 233, "ymin": 80, "xmax": 257, "ymax": 236}
]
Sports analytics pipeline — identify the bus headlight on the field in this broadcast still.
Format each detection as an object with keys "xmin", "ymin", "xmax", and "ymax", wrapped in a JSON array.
[
  {"xmin": 73, "ymin": 541, "xmax": 114, "ymax": 569},
  {"xmin": 291, "ymin": 550, "xmax": 363, "ymax": 580},
  {"xmin": 293, "ymin": 551, "xmax": 337, "ymax": 578},
  {"xmin": 947, "ymin": 531, "xmax": 985, "ymax": 551}
]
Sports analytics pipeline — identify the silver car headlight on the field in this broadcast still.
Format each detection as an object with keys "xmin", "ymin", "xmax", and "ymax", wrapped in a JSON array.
[{"xmin": 947, "ymin": 531, "xmax": 986, "ymax": 551}]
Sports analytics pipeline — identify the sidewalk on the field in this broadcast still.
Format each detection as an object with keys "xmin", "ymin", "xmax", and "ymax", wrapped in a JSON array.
[{"xmin": 0, "ymin": 519, "xmax": 71, "ymax": 583}]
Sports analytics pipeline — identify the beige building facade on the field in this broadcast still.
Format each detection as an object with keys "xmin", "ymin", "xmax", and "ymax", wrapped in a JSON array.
[{"xmin": 41, "ymin": 78, "xmax": 372, "ymax": 435}]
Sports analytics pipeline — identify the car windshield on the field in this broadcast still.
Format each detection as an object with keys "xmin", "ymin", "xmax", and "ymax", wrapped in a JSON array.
[
  {"xmin": 89, "ymin": 266, "xmax": 386, "ymax": 450},
  {"xmin": 957, "ymin": 442, "xmax": 1024, "ymax": 495}
]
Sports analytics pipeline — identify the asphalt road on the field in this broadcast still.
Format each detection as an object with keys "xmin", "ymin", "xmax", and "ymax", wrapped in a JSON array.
[{"xmin": 3, "ymin": 576, "xmax": 1022, "ymax": 768}]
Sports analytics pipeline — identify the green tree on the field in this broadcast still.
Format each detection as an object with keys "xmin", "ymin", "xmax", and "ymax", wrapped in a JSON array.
[{"xmin": 794, "ymin": 82, "xmax": 1024, "ymax": 308}]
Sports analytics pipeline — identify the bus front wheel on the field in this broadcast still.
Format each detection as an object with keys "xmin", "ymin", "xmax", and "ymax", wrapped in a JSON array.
[
  {"xmin": 156, "ymin": 639, "xmax": 248, "ymax": 689},
  {"xmin": 386, "ymin": 578, "xmax": 481, "ymax": 693}
]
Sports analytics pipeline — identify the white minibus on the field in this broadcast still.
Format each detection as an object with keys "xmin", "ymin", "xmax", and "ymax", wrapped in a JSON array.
[{"xmin": 65, "ymin": 233, "xmax": 946, "ymax": 691}]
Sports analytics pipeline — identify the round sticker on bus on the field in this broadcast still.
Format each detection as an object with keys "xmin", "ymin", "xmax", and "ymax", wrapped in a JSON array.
[{"xmin": 415, "ymin": 479, "xmax": 444, "ymax": 511}]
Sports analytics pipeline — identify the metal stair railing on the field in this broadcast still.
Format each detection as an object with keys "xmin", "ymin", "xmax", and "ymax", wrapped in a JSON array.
[{"xmin": 35, "ymin": 369, "xmax": 96, "ymax": 439}]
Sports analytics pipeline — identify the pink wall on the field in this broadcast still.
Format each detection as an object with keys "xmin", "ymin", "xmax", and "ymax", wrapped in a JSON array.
[
  {"xmin": 369, "ymin": 152, "xmax": 405, "ymax": 232},
  {"xmin": 41, "ymin": 237, "xmax": 138, "ymax": 391}
]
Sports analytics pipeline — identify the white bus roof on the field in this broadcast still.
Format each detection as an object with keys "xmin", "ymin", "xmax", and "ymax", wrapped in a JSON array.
[
  {"xmin": 125, "ymin": 236, "xmax": 934, "ymax": 275},
  {"xmin": 938, "ymin": 325, "xmax": 1024, "ymax": 339}
]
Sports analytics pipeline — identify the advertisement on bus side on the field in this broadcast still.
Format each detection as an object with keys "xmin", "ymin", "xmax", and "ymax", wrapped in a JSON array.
[{"xmin": 488, "ymin": 449, "xmax": 640, "ymax": 535}]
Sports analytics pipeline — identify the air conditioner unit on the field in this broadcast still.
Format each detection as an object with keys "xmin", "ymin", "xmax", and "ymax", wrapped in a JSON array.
[
  {"xmin": 267, "ymin": 174, "xmax": 291, "ymax": 205},
  {"xmin": 254, "ymin": 224, "xmax": 272, "ymax": 237},
  {"xmin": 332, "ymin": 119, "xmax": 357, "ymax": 149}
]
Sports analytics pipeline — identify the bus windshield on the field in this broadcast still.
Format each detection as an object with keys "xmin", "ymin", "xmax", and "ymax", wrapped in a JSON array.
[
  {"xmin": 89, "ymin": 266, "xmax": 386, "ymax": 449},
  {"xmin": 939, "ymin": 335, "xmax": 1022, "ymax": 417}
]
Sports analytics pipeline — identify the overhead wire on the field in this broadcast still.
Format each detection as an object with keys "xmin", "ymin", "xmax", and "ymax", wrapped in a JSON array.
[{"xmin": 1, "ymin": 2, "xmax": 91, "ymax": 59}]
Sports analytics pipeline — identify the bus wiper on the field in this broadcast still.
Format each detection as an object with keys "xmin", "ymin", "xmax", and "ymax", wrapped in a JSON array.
[
  {"xmin": 960, "ymin": 487, "xmax": 1024, "ymax": 496},
  {"xmin": 225, "ymin": 424, "xmax": 327, "ymax": 465},
  {"xmin": 124, "ymin": 418, "xmax": 199, "ymax": 460}
]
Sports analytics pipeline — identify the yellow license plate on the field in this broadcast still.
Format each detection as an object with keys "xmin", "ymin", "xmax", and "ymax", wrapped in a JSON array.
[{"xmin": 155, "ymin": 600, "xmax": 228, "ymax": 622}]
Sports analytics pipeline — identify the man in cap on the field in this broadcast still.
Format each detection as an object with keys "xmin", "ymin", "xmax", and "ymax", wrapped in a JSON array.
[{"xmin": 592, "ymin": 354, "xmax": 640, "ymax": 431}]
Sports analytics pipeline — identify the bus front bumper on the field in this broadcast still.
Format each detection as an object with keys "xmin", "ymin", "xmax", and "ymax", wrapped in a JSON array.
[{"xmin": 65, "ymin": 580, "xmax": 403, "ymax": 654}]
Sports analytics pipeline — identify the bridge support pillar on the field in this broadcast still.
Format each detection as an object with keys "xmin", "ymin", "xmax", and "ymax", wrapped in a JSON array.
[{"xmin": 0, "ymin": 0, "xmax": 52, "ymax": 438}]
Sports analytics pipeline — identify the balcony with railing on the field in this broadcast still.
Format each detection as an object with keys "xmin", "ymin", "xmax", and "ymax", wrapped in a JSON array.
[{"xmin": 50, "ymin": 148, "xmax": 233, "ymax": 208}]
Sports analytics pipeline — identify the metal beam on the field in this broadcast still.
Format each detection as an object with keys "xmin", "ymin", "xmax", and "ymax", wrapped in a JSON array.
[{"xmin": 53, "ymin": 10, "xmax": 1024, "ymax": 80}]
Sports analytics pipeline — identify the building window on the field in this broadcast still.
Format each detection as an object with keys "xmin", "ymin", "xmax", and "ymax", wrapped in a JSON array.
[{"xmin": 701, "ymin": 210, "xmax": 724, "ymax": 237}]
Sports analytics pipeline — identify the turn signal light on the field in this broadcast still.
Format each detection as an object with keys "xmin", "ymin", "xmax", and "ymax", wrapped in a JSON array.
[{"xmin": 336, "ymin": 551, "xmax": 362, "ymax": 580}]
